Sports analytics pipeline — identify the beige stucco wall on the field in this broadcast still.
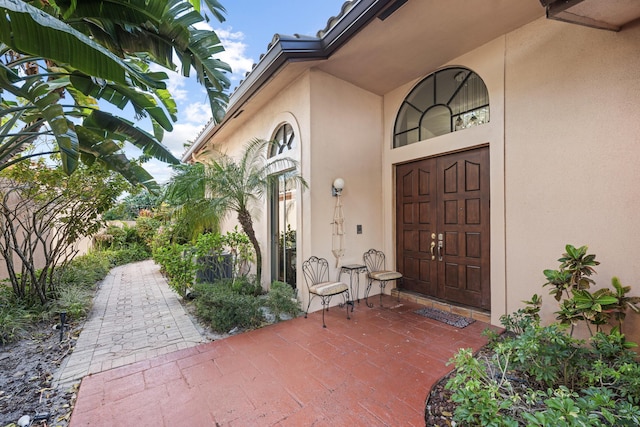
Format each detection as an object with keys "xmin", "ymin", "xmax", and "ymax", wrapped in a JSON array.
[
  {"xmin": 379, "ymin": 17, "xmax": 640, "ymax": 339},
  {"xmin": 199, "ymin": 74, "xmax": 310, "ymax": 297},
  {"xmin": 305, "ymin": 70, "xmax": 384, "ymax": 307},
  {"xmin": 200, "ymin": 15, "xmax": 640, "ymax": 338},
  {"xmin": 504, "ymin": 18, "xmax": 640, "ymax": 340},
  {"xmin": 198, "ymin": 69, "xmax": 384, "ymax": 311},
  {"xmin": 377, "ymin": 16, "xmax": 640, "ymax": 336}
]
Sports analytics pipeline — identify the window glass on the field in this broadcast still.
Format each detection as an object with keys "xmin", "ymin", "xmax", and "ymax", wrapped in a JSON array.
[
  {"xmin": 269, "ymin": 123, "xmax": 295, "ymax": 157},
  {"xmin": 393, "ymin": 67, "xmax": 489, "ymax": 148}
]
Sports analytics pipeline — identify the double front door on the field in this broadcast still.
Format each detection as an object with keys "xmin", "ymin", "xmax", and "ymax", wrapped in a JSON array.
[{"xmin": 396, "ymin": 146, "xmax": 490, "ymax": 310}]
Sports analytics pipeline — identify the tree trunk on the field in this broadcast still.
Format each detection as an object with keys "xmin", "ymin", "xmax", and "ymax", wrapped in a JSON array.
[{"xmin": 237, "ymin": 208, "xmax": 261, "ymax": 285}]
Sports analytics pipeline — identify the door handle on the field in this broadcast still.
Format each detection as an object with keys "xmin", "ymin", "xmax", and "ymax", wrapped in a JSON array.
[
  {"xmin": 430, "ymin": 241, "xmax": 436, "ymax": 260},
  {"xmin": 437, "ymin": 240, "xmax": 443, "ymax": 261}
]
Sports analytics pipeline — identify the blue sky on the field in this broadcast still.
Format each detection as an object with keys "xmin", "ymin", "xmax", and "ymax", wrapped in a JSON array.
[{"xmin": 144, "ymin": 0, "xmax": 346, "ymax": 183}]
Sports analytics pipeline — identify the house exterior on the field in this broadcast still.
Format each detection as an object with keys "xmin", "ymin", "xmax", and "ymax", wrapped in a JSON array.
[{"xmin": 184, "ymin": 0, "xmax": 640, "ymax": 340}]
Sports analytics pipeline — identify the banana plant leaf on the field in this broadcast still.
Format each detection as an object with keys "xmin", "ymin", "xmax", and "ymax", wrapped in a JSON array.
[
  {"xmin": 83, "ymin": 111, "xmax": 179, "ymax": 165},
  {"xmin": 0, "ymin": 0, "xmax": 164, "ymax": 89}
]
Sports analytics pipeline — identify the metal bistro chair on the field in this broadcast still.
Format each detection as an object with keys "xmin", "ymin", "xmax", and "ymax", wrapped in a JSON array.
[
  {"xmin": 363, "ymin": 249, "xmax": 403, "ymax": 308},
  {"xmin": 302, "ymin": 256, "xmax": 350, "ymax": 328}
]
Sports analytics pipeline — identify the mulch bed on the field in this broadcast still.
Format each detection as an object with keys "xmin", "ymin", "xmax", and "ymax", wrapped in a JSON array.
[{"xmin": 0, "ymin": 321, "xmax": 82, "ymax": 427}]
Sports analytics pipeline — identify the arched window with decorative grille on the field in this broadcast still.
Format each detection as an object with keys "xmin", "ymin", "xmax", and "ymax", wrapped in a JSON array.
[
  {"xmin": 393, "ymin": 67, "xmax": 489, "ymax": 148},
  {"xmin": 268, "ymin": 122, "xmax": 298, "ymax": 289},
  {"xmin": 269, "ymin": 123, "xmax": 295, "ymax": 157}
]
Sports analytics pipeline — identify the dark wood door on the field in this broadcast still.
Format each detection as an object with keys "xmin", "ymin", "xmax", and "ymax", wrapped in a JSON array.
[{"xmin": 396, "ymin": 146, "xmax": 490, "ymax": 310}]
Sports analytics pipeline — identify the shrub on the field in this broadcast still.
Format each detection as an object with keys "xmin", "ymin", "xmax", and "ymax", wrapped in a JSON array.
[
  {"xmin": 54, "ymin": 252, "xmax": 111, "ymax": 289},
  {"xmin": 54, "ymin": 285, "xmax": 93, "ymax": 320},
  {"xmin": 228, "ymin": 276, "xmax": 262, "ymax": 296},
  {"xmin": 193, "ymin": 282, "xmax": 263, "ymax": 333},
  {"xmin": 444, "ymin": 244, "xmax": 640, "ymax": 426},
  {"xmin": 446, "ymin": 321, "xmax": 640, "ymax": 426},
  {"xmin": 543, "ymin": 244, "xmax": 640, "ymax": 336},
  {"xmin": 152, "ymin": 243, "xmax": 195, "ymax": 296},
  {"xmin": 135, "ymin": 216, "xmax": 161, "ymax": 249},
  {"xmin": 194, "ymin": 228, "xmax": 255, "ymax": 280},
  {"xmin": 102, "ymin": 244, "xmax": 151, "ymax": 267},
  {"xmin": 265, "ymin": 281, "xmax": 299, "ymax": 322},
  {"xmin": 0, "ymin": 286, "xmax": 32, "ymax": 344}
]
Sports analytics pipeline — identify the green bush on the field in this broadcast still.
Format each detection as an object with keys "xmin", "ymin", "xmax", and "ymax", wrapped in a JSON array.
[
  {"xmin": 54, "ymin": 285, "xmax": 93, "ymax": 320},
  {"xmin": 193, "ymin": 282, "xmax": 263, "ymax": 333},
  {"xmin": 54, "ymin": 252, "xmax": 111, "ymax": 289},
  {"xmin": 446, "ymin": 317, "xmax": 640, "ymax": 425},
  {"xmin": 265, "ymin": 281, "xmax": 299, "ymax": 322},
  {"xmin": 228, "ymin": 276, "xmax": 262, "ymax": 296},
  {"xmin": 102, "ymin": 244, "xmax": 151, "ymax": 267},
  {"xmin": 0, "ymin": 286, "xmax": 32, "ymax": 344},
  {"xmin": 444, "ymin": 244, "xmax": 640, "ymax": 426},
  {"xmin": 152, "ymin": 243, "xmax": 195, "ymax": 296},
  {"xmin": 135, "ymin": 216, "xmax": 161, "ymax": 249}
]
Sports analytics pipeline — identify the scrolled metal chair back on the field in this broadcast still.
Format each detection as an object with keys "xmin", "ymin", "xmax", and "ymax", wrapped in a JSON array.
[
  {"xmin": 302, "ymin": 256, "xmax": 330, "ymax": 287},
  {"xmin": 363, "ymin": 249, "xmax": 385, "ymax": 273}
]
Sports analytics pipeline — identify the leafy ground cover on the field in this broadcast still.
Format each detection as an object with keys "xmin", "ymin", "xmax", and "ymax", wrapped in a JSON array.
[{"xmin": 426, "ymin": 245, "xmax": 640, "ymax": 426}]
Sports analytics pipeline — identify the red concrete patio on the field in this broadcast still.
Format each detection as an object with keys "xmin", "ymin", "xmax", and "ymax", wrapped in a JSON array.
[{"xmin": 69, "ymin": 296, "xmax": 492, "ymax": 426}]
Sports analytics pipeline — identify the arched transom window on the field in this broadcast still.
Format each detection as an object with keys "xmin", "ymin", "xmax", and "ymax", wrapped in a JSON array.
[
  {"xmin": 393, "ymin": 67, "xmax": 489, "ymax": 148},
  {"xmin": 269, "ymin": 123, "xmax": 295, "ymax": 158}
]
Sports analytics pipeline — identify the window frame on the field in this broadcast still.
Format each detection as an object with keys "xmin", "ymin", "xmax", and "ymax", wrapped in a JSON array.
[{"xmin": 393, "ymin": 67, "xmax": 490, "ymax": 148}]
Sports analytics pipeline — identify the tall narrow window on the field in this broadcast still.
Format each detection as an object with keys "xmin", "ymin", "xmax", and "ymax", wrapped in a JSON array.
[
  {"xmin": 394, "ymin": 67, "xmax": 489, "ymax": 148},
  {"xmin": 269, "ymin": 123, "xmax": 297, "ymax": 289}
]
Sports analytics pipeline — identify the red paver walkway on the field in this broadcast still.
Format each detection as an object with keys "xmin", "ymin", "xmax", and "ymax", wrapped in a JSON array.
[{"xmin": 70, "ymin": 297, "xmax": 491, "ymax": 426}]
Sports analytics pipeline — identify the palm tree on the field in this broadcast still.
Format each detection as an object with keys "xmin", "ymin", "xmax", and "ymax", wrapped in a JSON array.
[
  {"xmin": 0, "ymin": 0, "xmax": 231, "ymax": 189},
  {"xmin": 163, "ymin": 162, "xmax": 223, "ymax": 242},
  {"xmin": 165, "ymin": 139, "xmax": 307, "ymax": 283}
]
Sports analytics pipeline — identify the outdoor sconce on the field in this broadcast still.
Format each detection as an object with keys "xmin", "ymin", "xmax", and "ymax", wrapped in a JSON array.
[{"xmin": 332, "ymin": 177, "xmax": 344, "ymax": 197}]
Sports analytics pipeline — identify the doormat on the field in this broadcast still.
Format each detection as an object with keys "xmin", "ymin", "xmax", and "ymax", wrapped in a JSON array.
[{"xmin": 414, "ymin": 307, "xmax": 475, "ymax": 328}]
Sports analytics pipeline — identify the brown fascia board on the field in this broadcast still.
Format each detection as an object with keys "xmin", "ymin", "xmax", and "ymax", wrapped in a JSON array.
[{"xmin": 183, "ymin": 0, "xmax": 394, "ymax": 162}]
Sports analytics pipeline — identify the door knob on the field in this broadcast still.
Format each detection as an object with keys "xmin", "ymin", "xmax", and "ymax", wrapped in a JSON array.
[{"xmin": 430, "ymin": 241, "xmax": 436, "ymax": 260}]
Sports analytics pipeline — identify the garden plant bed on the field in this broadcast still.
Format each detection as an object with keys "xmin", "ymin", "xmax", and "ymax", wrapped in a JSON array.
[
  {"xmin": 425, "ymin": 343, "xmax": 496, "ymax": 427},
  {"xmin": 0, "ymin": 321, "xmax": 82, "ymax": 427}
]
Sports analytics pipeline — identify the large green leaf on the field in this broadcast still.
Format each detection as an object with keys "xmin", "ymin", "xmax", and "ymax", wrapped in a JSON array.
[
  {"xmin": 77, "ymin": 126, "xmax": 159, "ymax": 191},
  {"xmin": 62, "ymin": 0, "xmax": 230, "ymax": 122},
  {"xmin": 69, "ymin": 71, "xmax": 175, "ymax": 130},
  {"xmin": 84, "ymin": 110, "xmax": 179, "ymax": 164},
  {"xmin": 101, "ymin": 152, "xmax": 160, "ymax": 192},
  {"xmin": 0, "ymin": 63, "xmax": 79, "ymax": 174},
  {"xmin": 0, "ymin": 0, "xmax": 164, "ymax": 89}
]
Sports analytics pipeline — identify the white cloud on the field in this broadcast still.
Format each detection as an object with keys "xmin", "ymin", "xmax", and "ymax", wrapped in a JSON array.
[
  {"xmin": 143, "ymin": 159, "xmax": 177, "ymax": 185},
  {"xmin": 193, "ymin": 21, "xmax": 254, "ymax": 83},
  {"xmin": 182, "ymin": 102, "xmax": 212, "ymax": 125},
  {"xmin": 164, "ymin": 71, "xmax": 190, "ymax": 102},
  {"xmin": 163, "ymin": 122, "xmax": 208, "ymax": 157},
  {"xmin": 214, "ymin": 27, "xmax": 255, "ymax": 83},
  {"xmin": 142, "ymin": 120, "xmax": 207, "ymax": 184}
]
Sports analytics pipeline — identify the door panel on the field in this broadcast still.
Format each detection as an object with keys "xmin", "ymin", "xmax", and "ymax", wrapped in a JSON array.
[
  {"xmin": 396, "ymin": 160, "xmax": 438, "ymax": 296},
  {"xmin": 396, "ymin": 146, "xmax": 490, "ymax": 310}
]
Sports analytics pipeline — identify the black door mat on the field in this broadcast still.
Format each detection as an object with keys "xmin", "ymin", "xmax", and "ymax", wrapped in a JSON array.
[{"xmin": 414, "ymin": 307, "xmax": 475, "ymax": 328}]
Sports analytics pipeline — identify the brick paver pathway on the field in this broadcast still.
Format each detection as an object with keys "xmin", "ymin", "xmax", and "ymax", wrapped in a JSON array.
[{"xmin": 55, "ymin": 260, "xmax": 206, "ymax": 387}]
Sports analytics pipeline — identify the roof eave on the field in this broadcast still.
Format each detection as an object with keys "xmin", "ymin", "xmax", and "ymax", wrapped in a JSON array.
[{"xmin": 182, "ymin": 0, "xmax": 395, "ymax": 162}]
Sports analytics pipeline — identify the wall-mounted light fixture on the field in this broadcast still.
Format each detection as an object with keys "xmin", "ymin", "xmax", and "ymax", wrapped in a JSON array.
[{"xmin": 332, "ymin": 177, "xmax": 345, "ymax": 197}]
